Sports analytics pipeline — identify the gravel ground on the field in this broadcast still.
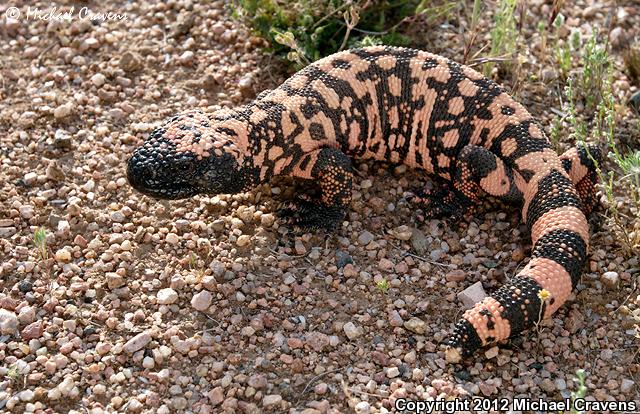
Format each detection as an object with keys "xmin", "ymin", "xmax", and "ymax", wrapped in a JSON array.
[{"xmin": 1, "ymin": 1, "xmax": 639, "ymax": 413}]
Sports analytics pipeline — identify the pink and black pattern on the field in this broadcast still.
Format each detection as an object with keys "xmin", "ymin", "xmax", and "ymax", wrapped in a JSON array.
[{"xmin": 127, "ymin": 46, "xmax": 600, "ymax": 358}]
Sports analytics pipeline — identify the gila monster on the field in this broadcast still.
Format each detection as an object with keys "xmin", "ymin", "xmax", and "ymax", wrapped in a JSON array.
[{"xmin": 127, "ymin": 46, "xmax": 601, "ymax": 360}]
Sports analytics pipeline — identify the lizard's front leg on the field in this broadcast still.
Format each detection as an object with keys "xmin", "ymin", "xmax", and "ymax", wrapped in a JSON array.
[{"xmin": 277, "ymin": 147, "xmax": 353, "ymax": 232}]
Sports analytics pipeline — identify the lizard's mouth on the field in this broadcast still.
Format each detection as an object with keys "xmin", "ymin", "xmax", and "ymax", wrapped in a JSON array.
[
  {"xmin": 126, "ymin": 157, "xmax": 200, "ymax": 200},
  {"xmin": 135, "ymin": 182, "xmax": 200, "ymax": 200}
]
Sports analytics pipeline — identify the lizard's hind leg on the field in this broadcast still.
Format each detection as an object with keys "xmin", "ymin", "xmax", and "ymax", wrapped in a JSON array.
[
  {"xmin": 277, "ymin": 147, "xmax": 353, "ymax": 232},
  {"xmin": 411, "ymin": 145, "xmax": 523, "ymax": 222},
  {"xmin": 560, "ymin": 143, "xmax": 602, "ymax": 216}
]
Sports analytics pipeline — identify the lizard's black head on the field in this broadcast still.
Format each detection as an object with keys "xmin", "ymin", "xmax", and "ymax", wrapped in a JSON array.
[{"xmin": 127, "ymin": 110, "xmax": 254, "ymax": 200}]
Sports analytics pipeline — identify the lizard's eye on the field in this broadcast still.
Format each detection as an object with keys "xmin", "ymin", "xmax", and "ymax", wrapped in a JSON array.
[{"xmin": 174, "ymin": 156, "xmax": 195, "ymax": 173}]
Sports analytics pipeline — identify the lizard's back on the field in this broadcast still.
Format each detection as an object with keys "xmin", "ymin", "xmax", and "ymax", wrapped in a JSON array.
[{"xmin": 258, "ymin": 46, "xmax": 549, "ymax": 181}]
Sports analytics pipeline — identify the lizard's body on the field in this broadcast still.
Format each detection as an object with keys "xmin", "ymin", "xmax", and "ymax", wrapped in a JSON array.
[{"xmin": 127, "ymin": 46, "xmax": 600, "ymax": 359}]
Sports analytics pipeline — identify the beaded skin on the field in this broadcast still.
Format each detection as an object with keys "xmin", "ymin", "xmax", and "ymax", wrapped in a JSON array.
[{"xmin": 127, "ymin": 46, "xmax": 600, "ymax": 359}]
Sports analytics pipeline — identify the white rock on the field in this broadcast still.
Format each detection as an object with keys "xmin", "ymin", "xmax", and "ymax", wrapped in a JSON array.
[
  {"xmin": 355, "ymin": 401, "xmax": 371, "ymax": 414},
  {"xmin": 262, "ymin": 394, "xmax": 282, "ymax": 408},
  {"xmin": 91, "ymin": 73, "xmax": 106, "ymax": 87},
  {"xmin": 17, "ymin": 306, "xmax": 36, "ymax": 325},
  {"xmin": 23, "ymin": 172, "xmax": 37, "ymax": 185},
  {"xmin": 47, "ymin": 387, "xmax": 62, "ymax": 400},
  {"xmin": 165, "ymin": 233, "xmax": 179, "ymax": 245},
  {"xmin": 124, "ymin": 331, "xmax": 151, "ymax": 353},
  {"xmin": 403, "ymin": 317, "xmax": 426, "ymax": 334},
  {"xmin": 19, "ymin": 205, "xmax": 34, "ymax": 219},
  {"xmin": 191, "ymin": 290, "xmax": 212, "ymax": 311},
  {"xmin": 18, "ymin": 389, "xmax": 34, "ymax": 402},
  {"xmin": 57, "ymin": 220, "xmax": 70, "ymax": 234},
  {"xmin": 93, "ymin": 384, "xmax": 106, "ymax": 395},
  {"xmin": 142, "ymin": 356, "xmax": 155, "ymax": 369},
  {"xmin": 0, "ymin": 309, "xmax": 18, "ymax": 335},
  {"xmin": 343, "ymin": 321, "xmax": 363, "ymax": 340},
  {"xmin": 53, "ymin": 103, "xmax": 72, "ymax": 119},
  {"xmin": 485, "ymin": 346, "xmax": 499, "ymax": 359},
  {"xmin": 621, "ymin": 378, "xmax": 634, "ymax": 394},
  {"xmin": 386, "ymin": 367, "xmax": 400, "ymax": 378},
  {"xmin": 58, "ymin": 376, "xmax": 76, "ymax": 396},
  {"xmin": 600, "ymin": 271, "xmax": 619, "ymax": 288},
  {"xmin": 179, "ymin": 51, "xmax": 194, "ymax": 65},
  {"xmin": 82, "ymin": 179, "xmax": 95, "ymax": 192},
  {"xmin": 157, "ymin": 288, "xmax": 178, "ymax": 305},
  {"xmin": 83, "ymin": 37, "xmax": 99, "ymax": 49},
  {"xmin": 127, "ymin": 399, "xmax": 143, "ymax": 412},
  {"xmin": 55, "ymin": 249, "xmax": 72, "ymax": 262}
]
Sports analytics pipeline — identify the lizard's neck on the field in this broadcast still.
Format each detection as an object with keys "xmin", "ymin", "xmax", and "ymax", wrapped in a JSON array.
[{"xmin": 209, "ymin": 106, "xmax": 271, "ymax": 188}]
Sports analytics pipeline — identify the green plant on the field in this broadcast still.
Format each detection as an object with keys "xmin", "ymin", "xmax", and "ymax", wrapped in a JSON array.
[
  {"xmin": 616, "ymin": 150, "xmax": 640, "ymax": 186},
  {"xmin": 484, "ymin": 0, "xmax": 519, "ymax": 77},
  {"xmin": 580, "ymin": 30, "xmax": 611, "ymax": 112},
  {"xmin": 230, "ymin": 0, "xmax": 420, "ymax": 68},
  {"xmin": 189, "ymin": 251, "xmax": 199, "ymax": 270},
  {"xmin": 188, "ymin": 250, "xmax": 211, "ymax": 283},
  {"xmin": 570, "ymin": 369, "xmax": 588, "ymax": 414},
  {"xmin": 4, "ymin": 363, "xmax": 25, "ymax": 388},
  {"xmin": 554, "ymin": 28, "xmax": 612, "ymax": 112},
  {"xmin": 551, "ymin": 14, "xmax": 573, "ymax": 78},
  {"xmin": 462, "ymin": 0, "xmax": 482, "ymax": 64},
  {"xmin": 34, "ymin": 227, "xmax": 48, "ymax": 261},
  {"xmin": 537, "ymin": 20, "xmax": 548, "ymax": 65},
  {"xmin": 375, "ymin": 279, "xmax": 390, "ymax": 293},
  {"xmin": 558, "ymin": 369, "xmax": 589, "ymax": 414},
  {"xmin": 561, "ymin": 60, "xmax": 640, "ymax": 255},
  {"xmin": 415, "ymin": 0, "xmax": 459, "ymax": 23}
]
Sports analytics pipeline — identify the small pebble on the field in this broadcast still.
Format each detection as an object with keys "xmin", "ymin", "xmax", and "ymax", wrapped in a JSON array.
[
  {"xmin": 236, "ymin": 235, "xmax": 251, "ymax": 247},
  {"xmin": 262, "ymin": 394, "xmax": 282, "ymax": 408},
  {"xmin": 355, "ymin": 401, "xmax": 370, "ymax": 414},
  {"xmin": 485, "ymin": 346, "xmax": 499, "ymax": 359},
  {"xmin": 55, "ymin": 249, "xmax": 72, "ymax": 263},
  {"xmin": 404, "ymin": 317, "xmax": 427, "ymax": 334},
  {"xmin": 91, "ymin": 73, "xmax": 106, "ymax": 87},
  {"xmin": 600, "ymin": 271, "xmax": 619, "ymax": 288},
  {"xmin": 157, "ymin": 288, "xmax": 178, "ymax": 305},
  {"xmin": 191, "ymin": 290, "xmax": 212, "ymax": 311},
  {"xmin": 358, "ymin": 231, "xmax": 374, "ymax": 245},
  {"xmin": 343, "ymin": 322, "xmax": 363, "ymax": 340},
  {"xmin": 53, "ymin": 104, "xmax": 72, "ymax": 119},
  {"xmin": 0, "ymin": 309, "xmax": 19, "ymax": 335},
  {"xmin": 124, "ymin": 331, "xmax": 151, "ymax": 353},
  {"xmin": 457, "ymin": 281, "xmax": 487, "ymax": 309},
  {"xmin": 165, "ymin": 233, "xmax": 179, "ymax": 245},
  {"xmin": 387, "ymin": 367, "xmax": 400, "ymax": 378}
]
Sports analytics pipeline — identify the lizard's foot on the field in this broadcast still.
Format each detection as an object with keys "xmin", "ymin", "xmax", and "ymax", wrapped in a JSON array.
[
  {"xmin": 282, "ymin": 147, "xmax": 352, "ymax": 232},
  {"xmin": 408, "ymin": 184, "xmax": 474, "ymax": 223},
  {"xmin": 277, "ymin": 196, "xmax": 346, "ymax": 232}
]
